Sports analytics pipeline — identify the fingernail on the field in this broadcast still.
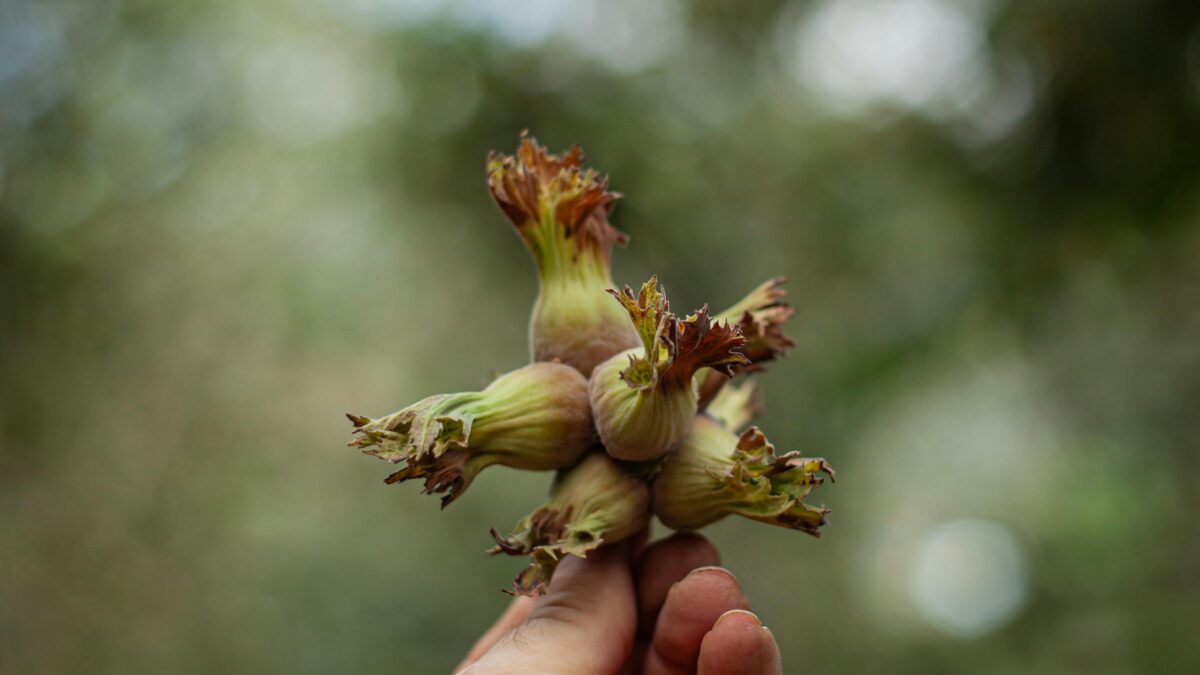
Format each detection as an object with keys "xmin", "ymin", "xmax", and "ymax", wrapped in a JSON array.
[
  {"xmin": 687, "ymin": 566, "xmax": 738, "ymax": 583},
  {"xmin": 714, "ymin": 609, "xmax": 763, "ymax": 629},
  {"xmin": 684, "ymin": 567, "xmax": 750, "ymax": 608}
]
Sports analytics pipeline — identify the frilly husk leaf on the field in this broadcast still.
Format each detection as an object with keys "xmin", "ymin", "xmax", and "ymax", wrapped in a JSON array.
[
  {"xmin": 608, "ymin": 276, "xmax": 749, "ymax": 392},
  {"xmin": 347, "ymin": 395, "xmax": 475, "ymax": 463},
  {"xmin": 722, "ymin": 427, "xmax": 835, "ymax": 536},
  {"xmin": 704, "ymin": 380, "xmax": 764, "ymax": 433},
  {"xmin": 699, "ymin": 277, "xmax": 796, "ymax": 407},
  {"xmin": 346, "ymin": 397, "xmax": 482, "ymax": 507}
]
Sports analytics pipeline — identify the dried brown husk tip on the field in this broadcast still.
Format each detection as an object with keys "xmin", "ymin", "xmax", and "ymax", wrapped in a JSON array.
[{"xmin": 698, "ymin": 276, "xmax": 796, "ymax": 409}]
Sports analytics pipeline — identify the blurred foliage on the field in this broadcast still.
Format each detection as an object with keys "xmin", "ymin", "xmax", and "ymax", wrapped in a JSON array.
[{"xmin": 2, "ymin": 0, "xmax": 1199, "ymax": 673}]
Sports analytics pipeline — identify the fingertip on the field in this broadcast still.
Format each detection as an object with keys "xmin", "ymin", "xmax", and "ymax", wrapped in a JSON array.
[
  {"xmin": 697, "ymin": 610, "xmax": 782, "ymax": 675},
  {"xmin": 689, "ymin": 565, "xmax": 735, "ymax": 581},
  {"xmin": 713, "ymin": 608, "xmax": 762, "ymax": 630},
  {"xmin": 647, "ymin": 531, "xmax": 721, "ymax": 565},
  {"xmin": 682, "ymin": 566, "xmax": 743, "ymax": 596},
  {"xmin": 636, "ymin": 532, "xmax": 722, "ymax": 631},
  {"xmin": 647, "ymin": 565, "xmax": 750, "ymax": 668}
]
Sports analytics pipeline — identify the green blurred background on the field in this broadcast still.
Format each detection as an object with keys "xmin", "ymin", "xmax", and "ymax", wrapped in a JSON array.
[{"xmin": 2, "ymin": 0, "xmax": 1199, "ymax": 673}]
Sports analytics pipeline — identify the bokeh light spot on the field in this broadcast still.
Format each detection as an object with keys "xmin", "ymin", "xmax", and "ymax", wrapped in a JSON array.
[
  {"xmin": 785, "ymin": 0, "xmax": 990, "ymax": 114},
  {"xmin": 909, "ymin": 519, "xmax": 1031, "ymax": 638}
]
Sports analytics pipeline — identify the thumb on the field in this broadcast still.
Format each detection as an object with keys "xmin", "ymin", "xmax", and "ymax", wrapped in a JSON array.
[{"xmin": 458, "ymin": 542, "xmax": 637, "ymax": 675}]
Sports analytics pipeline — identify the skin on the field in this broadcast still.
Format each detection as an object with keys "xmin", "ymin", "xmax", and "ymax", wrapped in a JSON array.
[{"xmin": 456, "ymin": 532, "xmax": 783, "ymax": 675}]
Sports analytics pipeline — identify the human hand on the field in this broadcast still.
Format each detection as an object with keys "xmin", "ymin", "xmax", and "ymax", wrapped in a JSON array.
[{"xmin": 456, "ymin": 532, "xmax": 783, "ymax": 675}]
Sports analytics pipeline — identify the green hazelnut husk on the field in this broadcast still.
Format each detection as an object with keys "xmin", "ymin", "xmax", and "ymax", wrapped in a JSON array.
[
  {"xmin": 347, "ymin": 362, "xmax": 592, "ymax": 507},
  {"xmin": 489, "ymin": 451, "xmax": 651, "ymax": 595},
  {"xmin": 589, "ymin": 276, "xmax": 749, "ymax": 461},
  {"xmin": 487, "ymin": 133, "xmax": 640, "ymax": 376},
  {"xmin": 652, "ymin": 415, "xmax": 834, "ymax": 535},
  {"xmin": 589, "ymin": 348, "xmax": 699, "ymax": 461},
  {"xmin": 704, "ymin": 379, "xmax": 763, "ymax": 434}
]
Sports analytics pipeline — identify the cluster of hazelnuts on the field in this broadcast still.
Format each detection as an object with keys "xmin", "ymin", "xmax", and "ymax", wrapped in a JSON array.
[{"xmin": 347, "ymin": 134, "xmax": 833, "ymax": 595}]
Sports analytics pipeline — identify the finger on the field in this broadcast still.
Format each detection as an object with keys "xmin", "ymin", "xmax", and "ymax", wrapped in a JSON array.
[
  {"xmin": 462, "ymin": 541, "xmax": 637, "ymax": 674},
  {"xmin": 635, "ymin": 532, "xmax": 721, "ymax": 634},
  {"xmin": 643, "ymin": 567, "xmax": 750, "ymax": 675},
  {"xmin": 618, "ymin": 643, "xmax": 648, "ymax": 675},
  {"xmin": 627, "ymin": 526, "xmax": 651, "ymax": 561},
  {"xmin": 455, "ymin": 595, "xmax": 536, "ymax": 671},
  {"xmin": 697, "ymin": 610, "xmax": 782, "ymax": 675}
]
